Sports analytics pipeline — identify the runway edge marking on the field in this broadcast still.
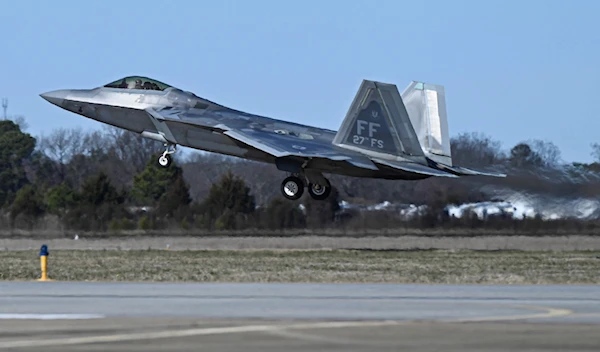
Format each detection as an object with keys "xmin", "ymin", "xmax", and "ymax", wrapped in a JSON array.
[
  {"xmin": 0, "ymin": 321, "xmax": 401, "ymax": 349},
  {"xmin": 0, "ymin": 314, "xmax": 104, "ymax": 320},
  {"xmin": 0, "ymin": 306, "xmax": 573, "ymax": 349},
  {"xmin": 445, "ymin": 305, "xmax": 573, "ymax": 323}
]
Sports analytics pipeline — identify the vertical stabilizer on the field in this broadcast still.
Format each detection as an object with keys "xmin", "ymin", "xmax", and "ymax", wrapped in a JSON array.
[
  {"xmin": 401, "ymin": 81, "xmax": 452, "ymax": 166},
  {"xmin": 333, "ymin": 80, "xmax": 426, "ymax": 164}
]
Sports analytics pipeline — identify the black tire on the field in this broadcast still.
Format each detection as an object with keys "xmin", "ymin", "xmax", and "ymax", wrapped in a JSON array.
[
  {"xmin": 158, "ymin": 154, "xmax": 172, "ymax": 168},
  {"xmin": 281, "ymin": 176, "xmax": 304, "ymax": 200},
  {"xmin": 307, "ymin": 179, "xmax": 331, "ymax": 200}
]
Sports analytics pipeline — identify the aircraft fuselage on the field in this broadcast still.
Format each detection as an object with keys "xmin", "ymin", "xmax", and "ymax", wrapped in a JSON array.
[
  {"xmin": 41, "ymin": 86, "xmax": 341, "ymax": 167},
  {"xmin": 40, "ymin": 76, "xmax": 504, "ymax": 201}
]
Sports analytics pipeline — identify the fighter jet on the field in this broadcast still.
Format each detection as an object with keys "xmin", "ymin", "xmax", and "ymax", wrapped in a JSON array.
[{"xmin": 40, "ymin": 76, "xmax": 505, "ymax": 201}]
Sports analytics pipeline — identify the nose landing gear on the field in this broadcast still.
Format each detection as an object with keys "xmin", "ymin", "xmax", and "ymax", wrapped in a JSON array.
[{"xmin": 158, "ymin": 143, "xmax": 177, "ymax": 167}]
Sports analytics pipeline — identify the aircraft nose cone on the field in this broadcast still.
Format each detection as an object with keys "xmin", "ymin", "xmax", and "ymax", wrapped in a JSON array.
[{"xmin": 40, "ymin": 89, "xmax": 70, "ymax": 107}]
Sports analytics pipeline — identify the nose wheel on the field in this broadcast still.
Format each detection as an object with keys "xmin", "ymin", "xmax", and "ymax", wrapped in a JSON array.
[
  {"xmin": 158, "ymin": 143, "xmax": 177, "ymax": 168},
  {"xmin": 158, "ymin": 154, "xmax": 172, "ymax": 167}
]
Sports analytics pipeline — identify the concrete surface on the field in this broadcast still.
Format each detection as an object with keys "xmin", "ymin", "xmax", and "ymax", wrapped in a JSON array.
[{"xmin": 0, "ymin": 282, "xmax": 599, "ymax": 351}]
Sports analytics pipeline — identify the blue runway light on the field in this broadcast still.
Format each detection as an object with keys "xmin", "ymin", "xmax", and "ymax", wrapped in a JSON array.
[{"xmin": 38, "ymin": 245, "xmax": 50, "ymax": 281}]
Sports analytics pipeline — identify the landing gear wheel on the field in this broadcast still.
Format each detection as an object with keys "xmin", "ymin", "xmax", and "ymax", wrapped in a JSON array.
[
  {"xmin": 158, "ymin": 154, "xmax": 172, "ymax": 167},
  {"xmin": 281, "ymin": 176, "xmax": 304, "ymax": 200},
  {"xmin": 158, "ymin": 143, "xmax": 177, "ymax": 168},
  {"xmin": 308, "ymin": 179, "xmax": 331, "ymax": 200}
]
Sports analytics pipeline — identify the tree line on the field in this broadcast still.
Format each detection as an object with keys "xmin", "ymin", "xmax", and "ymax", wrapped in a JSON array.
[{"xmin": 1, "ymin": 118, "xmax": 600, "ymax": 233}]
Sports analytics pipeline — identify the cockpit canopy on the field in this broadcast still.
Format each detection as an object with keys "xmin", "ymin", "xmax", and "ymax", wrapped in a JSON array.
[{"xmin": 103, "ymin": 76, "xmax": 172, "ymax": 91}]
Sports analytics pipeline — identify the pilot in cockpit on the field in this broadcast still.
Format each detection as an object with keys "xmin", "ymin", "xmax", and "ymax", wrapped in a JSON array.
[{"xmin": 134, "ymin": 79, "xmax": 143, "ymax": 89}]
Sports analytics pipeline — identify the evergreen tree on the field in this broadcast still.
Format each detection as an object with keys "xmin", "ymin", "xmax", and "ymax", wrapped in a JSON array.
[
  {"xmin": 510, "ymin": 143, "xmax": 543, "ymax": 168},
  {"xmin": 10, "ymin": 185, "xmax": 45, "ymax": 228},
  {"xmin": 0, "ymin": 120, "xmax": 36, "ymax": 207},
  {"xmin": 45, "ymin": 182, "xmax": 77, "ymax": 216},
  {"xmin": 157, "ymin": 171, "xmax": 192, "ymax": 219},
  {"xmin": 26, "ymin": 150, "xmax": 63, "ymax": 190},
  {"xmin": 130, "ymin": 154, "xmax": 180, "ymax": 205},
  {"xmin": 304, "ymin": 186, "xmax": 340, "ymax": 228},
  {"xmin": 262, "ymin": 197, "xmax": 306, "ymax": 229},
  {"xmin": 63, "ymin": 172, "xmax": 127, "ymax": 231},
  {"xmin": 201, "ymin": 170, "xmax": 255, "ymax": 229}
]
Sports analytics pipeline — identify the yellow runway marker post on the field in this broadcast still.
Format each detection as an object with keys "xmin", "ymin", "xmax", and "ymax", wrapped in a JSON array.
[{"xmin": 37, "ymin": 244, "xmax": 53, "ymax": 281}]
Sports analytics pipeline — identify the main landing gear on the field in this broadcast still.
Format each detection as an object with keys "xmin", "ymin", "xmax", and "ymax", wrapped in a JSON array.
[
  {"xmin": 280, "ymin": 174, "xmax": 331, "ymax": 201},
  {"xmin": 158, "ymin": 143, "xmax": 177, "ymax": 167}
]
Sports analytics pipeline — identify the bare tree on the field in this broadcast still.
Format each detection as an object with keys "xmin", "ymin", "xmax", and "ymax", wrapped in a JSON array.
[
  {"xmin": 591, "ymin": 143, "xmax": 600, "ymax": 163},
  {"xmin": 12, "ymin": 115, "xmax": 28, "ymax": 131},
  {"xmin": 100, "ymin": 126, "xmax": 163, "ymax": 173},
  {"xmin": 37, "ymin": 128, "xmax": 88, "ymax": 181},
  {"xmin": 38, "ymin": 128, "xmax": 89, "ymax": 163},
  {"xmin": 181, "ymin": 153, "xmax": 269, "ymax": 203},
  {"xmin": 528, "ymin": 139, "xmax": 562, "ymax": 167},
  {"xmin": 450, "ymin": 132, "xmax": 506, "ymax": 167},
  {"xmin": 83, "ymin": 130, "xmax": 110, "ymax": 154}
]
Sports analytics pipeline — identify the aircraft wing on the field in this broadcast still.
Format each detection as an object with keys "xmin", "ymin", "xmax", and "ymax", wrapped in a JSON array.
[
  {"xmin": 144, "ymin": 107, "xmax": 381, "ymax": 171},
  {"xmin": 223, "ymin": 126, "xmax": 461, "ymax": 178},
  {"xmin": 145, "ymin": 106, "xmax": 470, "ymax": 179},
  {"xmin": 144, "ymin": 106, "xmax": 461, "ymax": 178},
  {"xmin": 221, "ymin": 127, "xmax": 381, "ymax": 170}
]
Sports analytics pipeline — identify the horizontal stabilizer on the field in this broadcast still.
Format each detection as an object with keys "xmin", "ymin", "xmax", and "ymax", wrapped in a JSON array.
[
  {"xmin": 430, "ymin": 160, "xmax": 506, "ymax": 177},
  {"xmin": 346, "ymin": 159, "xmax": 380, "ymax": 171},
  {"xmin": 445, "ymin": 165, "xmax": 506, "ymax": 178},
  {"xmin": 373, "ymin": 158, "xmax": 459, "ymax": 178}
]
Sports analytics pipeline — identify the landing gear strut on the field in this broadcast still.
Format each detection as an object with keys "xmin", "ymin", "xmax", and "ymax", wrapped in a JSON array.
[
  {"xmin": 158, "ymin": 143, "xmax": 177, "ymax": 167},
  {"xmin": 280, "ymin": 174, "xmax": 331, "ymax": 201}
]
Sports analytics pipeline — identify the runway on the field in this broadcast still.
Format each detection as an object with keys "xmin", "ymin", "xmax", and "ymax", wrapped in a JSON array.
[{"xmin": 1, "ymin": 282, "xmax": 599, "ymax": 351}]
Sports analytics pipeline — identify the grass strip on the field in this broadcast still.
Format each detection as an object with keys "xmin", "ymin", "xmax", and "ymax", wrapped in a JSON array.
[{"xmin": 1, "ymin": 249, "xmax": 599, "ymax": 284}]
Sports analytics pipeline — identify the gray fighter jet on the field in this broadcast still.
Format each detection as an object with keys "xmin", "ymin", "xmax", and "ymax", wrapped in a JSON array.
[{"xmin": 40, "ymin": 76, "xmax": 505, "ymax": 201}]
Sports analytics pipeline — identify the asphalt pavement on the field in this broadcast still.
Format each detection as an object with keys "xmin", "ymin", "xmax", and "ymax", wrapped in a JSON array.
[{"xmin": 0, "ymin": 282, "xmax": 599, "ymax": 351}]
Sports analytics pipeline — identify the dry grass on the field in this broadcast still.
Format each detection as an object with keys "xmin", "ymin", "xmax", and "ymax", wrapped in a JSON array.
[
  {"xmin": 1, "ymin": 249, "xmax": 599, "ymax": 284},
  {"xmin": 2, "ymin": 235, "xmax": 600, "ymax": 252},
  {"xmin": 3, "ymin": 227, "xmax": 600, "ymax": 239}
]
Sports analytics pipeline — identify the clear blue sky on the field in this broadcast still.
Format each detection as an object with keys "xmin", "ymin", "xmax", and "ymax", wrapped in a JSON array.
[{"xmin": 1, "ymin": 0, "xmax": 598, "ymax": 163}]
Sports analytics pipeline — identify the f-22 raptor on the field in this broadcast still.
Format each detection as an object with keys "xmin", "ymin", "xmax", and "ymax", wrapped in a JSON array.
[{"xmin": 40, "ymin": 76, "xmax": 505, "ymax": 201}]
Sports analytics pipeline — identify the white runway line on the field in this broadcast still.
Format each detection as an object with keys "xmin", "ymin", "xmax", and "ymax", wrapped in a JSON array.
[
  {"xmin": 0, "ymin": 321, "xmax": 400, "ymax": 349},
  {"xmin": 444, "ymin": 305, "xmax": 573, "ymax": 323},
  {"xmin": 0, "ymin": 314, "xmax": 105, "ymax": 320},
  {"xmin": 0, "ymin": 305, "xmax": 574, "ymax": 349}
]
